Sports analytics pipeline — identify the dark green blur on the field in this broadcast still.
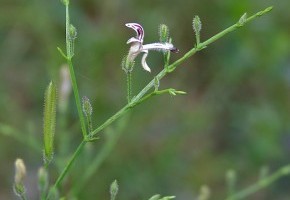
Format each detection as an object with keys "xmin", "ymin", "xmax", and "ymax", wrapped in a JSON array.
[{"xmin": 0, "ymin": 0, "xmax": 289, "ymax": 199}]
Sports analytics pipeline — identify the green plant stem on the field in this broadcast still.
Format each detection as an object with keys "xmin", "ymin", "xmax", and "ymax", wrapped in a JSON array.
[
  {"xmin": 19, "ymin": 193, "xmax": 28, "ymax": 200},
  {"xmin": 130, "ymin": 88, "xmax": 184, "ymax": 108},
  {"xmin": 46, "ymin": 140, "xmax": 86, "ymax": 200},
  {"xmin": 49, "ymin": 6, "xmax": 273, "ymax": 197},
  {"xmin": 70, "ymin": 116, "xmax": 129, "ymax": 196},
  {"xmin": 127, "ymin": 72, "xmax": 132, "ymax": 103},
  {"xmin": 65, "ymin": 1, "xmax": 88, "ymax": 139},
  {"xmin": 225, "ymin": 165, "xmax": 290, "ymax": 200},
  {"xmin": 67, "ymin": 59, "xmax": 88, "ymax": 139},
  {"xmin": 86, "ymin": 115, "xmax": 93, "ymax": 133}
]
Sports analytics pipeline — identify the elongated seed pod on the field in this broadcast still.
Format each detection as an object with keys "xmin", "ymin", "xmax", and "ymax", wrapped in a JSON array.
[{"xmin": 43, "ymin": 81, "xmax": 57, "ymax": 165}]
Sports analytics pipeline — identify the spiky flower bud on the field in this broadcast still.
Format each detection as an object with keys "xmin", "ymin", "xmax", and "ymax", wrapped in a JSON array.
[
  {"xmin": 192, "ymin": 15, "xmax": 202, "ymax": 45},
  {"xmin": 192, "ymin": 15, "xmax": 202, "ymax": 35},
  {"xmin": 110, "ymin": 180, "xmax": 119, "ymax": 200},
  {"xmin": 82, "ymin": 96, "xmax": 93, "ymax": 117},
  {"xmin": 159, "ymin": 24, "xmax": 169, "ymax": 43},
  {"xmin": 69, "ymin": 24, "xmax": 77, "ymax": 40},
  {"xmin": 43, "ymin": 81, "xmax": 57, "ymax": 165},
  {"xmin": 13, "ymin": 159, "xmax": 26, "ymax": 197}
]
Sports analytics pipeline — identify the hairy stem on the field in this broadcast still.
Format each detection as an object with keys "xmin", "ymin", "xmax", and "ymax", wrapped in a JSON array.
[
  {"xmin": 225, "ymin": 165, "xmax": 290, "ymax": 200},
  {"xmin": 46, "ymin": 140, "xmax": 86, "ymax": 199},
  {"xmin": 127, "ymin": 72, "xmax": 132, "ymax": 103},
  {"xmin": 70, "ymin": 116, "xmax": 129, "ymax": 196},
  {"xmin": 65, "ymin": 3, "xmax": 88, "ymax": 139},
  {"xmin": 49, "ymin": 6, "xmax": 273, "ymax": 197}
]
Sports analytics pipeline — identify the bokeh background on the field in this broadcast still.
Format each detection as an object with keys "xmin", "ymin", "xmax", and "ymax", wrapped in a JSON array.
[{"xmin": 1, "ymin": 0, "xmax": 290, "ymax": 199}]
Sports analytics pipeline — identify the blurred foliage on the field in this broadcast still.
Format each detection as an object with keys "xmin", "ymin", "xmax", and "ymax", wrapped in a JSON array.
[{"xmin": 0, "ymin": 0, "xmax": 290, "ymax": 199}]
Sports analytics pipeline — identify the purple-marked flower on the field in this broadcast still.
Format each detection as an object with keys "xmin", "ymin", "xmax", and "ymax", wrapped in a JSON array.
[{"xmin": 125, "ymin": 23, "xmax": 178, "ymax": 72}]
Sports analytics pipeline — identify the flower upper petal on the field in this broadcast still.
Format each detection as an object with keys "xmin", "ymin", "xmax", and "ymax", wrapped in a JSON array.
[
  {"xmin": 126, "ymin": 37, "xmax": 142, "ymax": 44},
  {"xmin": 125, "ymin": 23, "xmax": 144, "ymax": 43}
]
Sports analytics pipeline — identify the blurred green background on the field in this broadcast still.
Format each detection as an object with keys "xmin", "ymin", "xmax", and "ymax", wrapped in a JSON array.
[{"xmin": 1, "ymin": 0, "xmax": 290, "ymax": 199}]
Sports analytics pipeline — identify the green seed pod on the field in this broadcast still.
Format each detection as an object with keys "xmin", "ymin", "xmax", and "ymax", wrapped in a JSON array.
[
  {"xmin": 159, "ymin": 24, "xmax": 169, "ymax": 43},
  {"xmin": 43, "ymin": 81, "xmax": 57, "ymax": 165}
]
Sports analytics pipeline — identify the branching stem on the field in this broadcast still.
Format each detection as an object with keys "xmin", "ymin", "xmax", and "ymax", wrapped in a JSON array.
[
  {"xmin": 48, "ymin": 5, "xmax": 273, "ymax": 199},
  {"xmin": 225, "ymin": 165, "xmax": 290, "ymax": 200}
]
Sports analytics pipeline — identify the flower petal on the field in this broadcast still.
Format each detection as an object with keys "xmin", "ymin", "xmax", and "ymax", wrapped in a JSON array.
[
  {"xmin": 142, "ymin": 42, "xmax": 178, "ymax": 52},
  {"xmin": 125, "ymin": 23, "xmax": 144, "ymax": 42},
  {"xmin": 126, "ymin": 37, "xmax": 142, "ymax": 44},
  {"xmin": 141, "ymin": 50, "xmax": 151, "ymax": 72}
]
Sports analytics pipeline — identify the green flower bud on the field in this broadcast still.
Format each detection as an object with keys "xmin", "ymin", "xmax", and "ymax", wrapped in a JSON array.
[
  {"xmin": 69, "ymin": 24, "xmax": 77, "ymax": 40},
  {"xmin": 82, "ymin": 96, "xmax": 93, "ymax": 117},
  {"xmin": 192, "ymin": 15, "xmax": 202, "ymax": 35},
  {"xmin": 13, "ymin": 159, "xmax": 26, "ymax": 197},
  {"xmin": 110, "ymin": 180, "xmax": 119, "ymax": 200},
  {"xmin": 122, "ymin": 54, "xmax": 135, "ymax": 73},
  {"xmin": 159, "ymin": 24, "xmax": 169, "ymax": 43}
]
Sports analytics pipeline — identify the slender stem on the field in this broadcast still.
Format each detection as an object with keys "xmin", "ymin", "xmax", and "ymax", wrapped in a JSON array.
[
  {"xmin": 67, "ymin": 59, "xmax": 88, "ymax": 139},
  {"xmin": 65, "ymin": 5, "xmax": 70, "ymax": 57},
  {"xmin": 65, "ymin": 2, "xmax": 88, "ymax": 139},
  {"xmin": 225, "ymin": 165, "xmax": 290, "ymax": 200},
  {"xmin": 89, "ymin": 106, "xmax": 130, "ymax": 137},
  {"xmin": 20, "ymin": 193, "xmax": 28, "ymax": 200},
  {"xmin": 49, "ymin": 6, "xmax": 273, "ymax": 197},
  {"xmin": 127, "ymin": 72, "xmax": 132, "ymax": 103},
  {"xmin": 86, "ymin": 115, "xmax": 93, "ymax": 133},
  {"xmin": 130, "ymin": 88, "xmax": 183, "ymax": 108},
  {"xmin": 46, "ymin": 140, "xmax": 86, "ymax": 199},
  {"xmin": 71, "ymin": 116, "xmax": 129, "ymax": 196},
  {"xmin": 89, "ymin": 6, "xmax": 273, "ymax": 138}
]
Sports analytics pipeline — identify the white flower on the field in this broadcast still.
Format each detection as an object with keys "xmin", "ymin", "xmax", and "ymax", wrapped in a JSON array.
[{"xmin": 125, "ymin": 23, "xmax": 178, "ymax": 72}]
